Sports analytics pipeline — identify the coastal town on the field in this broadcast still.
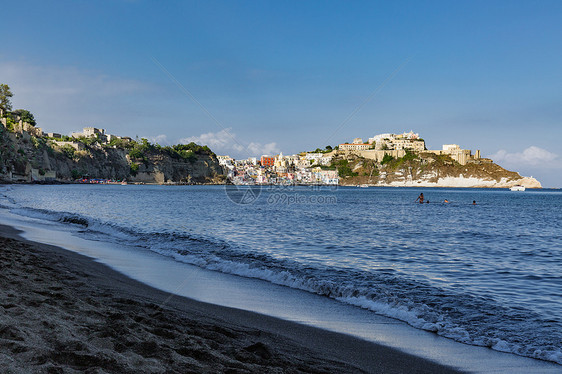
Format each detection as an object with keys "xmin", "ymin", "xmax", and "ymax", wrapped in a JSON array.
[
  {"xmin": 217, "ymin": 130, "xmax": 485, "ymax": 185},
  {"xmin": 1, "ymin": 105, "xmax": 484, "ymax": 186},
  {"xmin": 1, "ymin": 101, "xmax": 538, "ymax": 188}
]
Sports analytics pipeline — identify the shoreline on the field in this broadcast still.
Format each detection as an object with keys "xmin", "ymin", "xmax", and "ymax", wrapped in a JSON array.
[
  {"xmin": 0, "ymin": 180, "xmax": 549, "ymax": 189},
  {"xmin": 0, "ymin": 223, "xmax": 461, "ymax": 373}
]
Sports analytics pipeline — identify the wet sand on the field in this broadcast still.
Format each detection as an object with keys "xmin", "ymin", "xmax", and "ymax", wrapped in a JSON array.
[{"xmin": 0, "ymin": 224, "xmax": 462, "ymax": 373}]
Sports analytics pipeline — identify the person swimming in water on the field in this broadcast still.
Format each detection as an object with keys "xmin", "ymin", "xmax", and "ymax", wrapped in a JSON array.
[
  {"xmin": 444, "ymin": 199, "xmax": 449, "ymax": 203},
  {"xmin": 472, "ymin": 200, "xmax": 477, "ymax": 205},
  {"xmin": 415, "ymin": 193, "xmax": 424, "ymax": 204}
]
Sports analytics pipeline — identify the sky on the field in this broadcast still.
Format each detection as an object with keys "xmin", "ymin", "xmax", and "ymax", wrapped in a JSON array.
[{"xmin": 1, "ymin": 0, "xmax": 561, "ymax": 186}]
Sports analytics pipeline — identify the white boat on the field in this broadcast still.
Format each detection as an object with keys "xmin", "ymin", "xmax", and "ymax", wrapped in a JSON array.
[{"xmin": 510, "ymin": 185, "xmax": 525, "ymax": 191}]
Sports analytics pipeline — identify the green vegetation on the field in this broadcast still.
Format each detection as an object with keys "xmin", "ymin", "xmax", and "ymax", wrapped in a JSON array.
[
  {"xmin": 127, "ymin": 138, "xmax": 211, "ymax": 165},
  {"xmin": 162, "ymin": 142, "xmax": 214, "ymax": 161},
  {"xmin": 381, "ymin": 154, "xmax": 394, "ymax": 165},
  {"xmin": 130, "ymin": 163, "xmax": 139, "ymax": 176},
  {"xmin": 30, "ymin": 136, "xmax": 40, "ymax": 148},
  {"xmin": 127, "ymin": 138, "xmax": 153, "ymax": 162},
  {"xmin": 0, "ymin": 84, "xmax": 13, "ymax": 111},
  {"xmin": 12, "ymin": 109, "xmax": 36, "ymax": 126},
  {"xmin": 380, "ymin": 150, "xmax": 420, "ymax": 170},
  {"xmin": 71, "ymin": 169, "xmax": 81, "ymax": 179},
  {"xmin": 60, "ymin": 145, "xmax": 76, "ymax": 160},
  {"xmin": 76, "ymin": 135, "xmax": 100, "ymax": 146},
  {"xmin": 5, "ymin": 116, "xmax": 15, "ymax": 132},
  {"xmin": 402, "ymin": 150, "xmax": 418, "ymax": 161},
  {"xmin": 107, "ymin": 137, "xmax": 132, "ymax": 149},
  {"xmin": 49, "ymin": 135, "xmax": 73, "ymax": 141},
  {"xmin": 309, "ymin": 145, "xmax": 335, "ymax": 154},
  {"xmin": 333, "ymin": 159, "xmax": 358, "ymax": 178}
]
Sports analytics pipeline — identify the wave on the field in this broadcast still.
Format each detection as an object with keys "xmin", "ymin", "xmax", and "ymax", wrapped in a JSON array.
[{"xmin": 2, "ymin": 202, "xmax": 561, "ymax": 365}]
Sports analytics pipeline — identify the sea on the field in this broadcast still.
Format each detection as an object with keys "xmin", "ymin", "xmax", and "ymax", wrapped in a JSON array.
[{"xmin": 1, "ymin": 184, "xmax": 561, "ymax": 367}]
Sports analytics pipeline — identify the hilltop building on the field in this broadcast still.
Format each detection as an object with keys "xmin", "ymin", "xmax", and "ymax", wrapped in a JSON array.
[
  {"xmin": 341, "ymin": 131, "xmax": 425, "ymax": 152},
  {"xmin": 339, "ymin": 132, "xmax": 481, "ymax": 165},
  {"xmin": 68, "ymin": 127, "xmax": 132, "ymax": 146},
  {"xmin": 72, "ymin": 127, "xmax": 107, "ymax": 142},
  {"xmin": 339, "ymin": 142, "xmax": 372, "ymax": 151},
  {"xmin": 424, "ymin": 144, "xmax": 481, "ymax": 165}
]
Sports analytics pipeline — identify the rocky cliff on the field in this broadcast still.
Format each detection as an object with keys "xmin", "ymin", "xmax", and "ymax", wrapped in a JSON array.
[
  {"xmin": 332, "ymin": 151, "xmax": 542, "ymax": 188},
  {"xmin": 0, "ymin": 123, "xmax": 224, "ymax": 184}
]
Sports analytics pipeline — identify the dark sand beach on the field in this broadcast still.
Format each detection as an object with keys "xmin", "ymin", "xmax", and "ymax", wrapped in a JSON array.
[{"xmin": 0, "ymin": 224, "xmax": 464, "ymax": 373}]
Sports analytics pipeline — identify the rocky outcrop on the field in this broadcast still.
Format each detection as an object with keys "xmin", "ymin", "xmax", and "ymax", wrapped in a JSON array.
[
  {"xmin": 128, "ymin": 152, "xmax": 224, "ymax": 184},
  {"xmin": 0, "ymin": 124, "xmax": 224, "ymax": 184},
  {"xmin": 375, "ymin": 175, "xmax": 542, "ymax": 188},
  {"xmin": 335, "ymin": 152, "xmax": 542, "ymax": 188}
]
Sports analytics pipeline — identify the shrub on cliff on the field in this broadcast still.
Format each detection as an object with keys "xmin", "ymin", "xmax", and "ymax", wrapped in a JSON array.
[
  {"xmin": 172, "ymin": 142, "xmax": 214, "ymax": 156},
  {"xmin": 333, "ymin": 159, "xmax": 358, "ymax": 178},
  {"xmin": 60, "ymin": 145, "xmax": 76, "ymax": 160},
  {"xmin": 381, "ymin": 154, "xmax": 394, "ymax": 165},
  {"xmin": 0, "ymin": 84, "xmax": 13, "ymax": 112},
  {"xmin": 12, "ymin": 109, "xmax": 36, "ymax": 126},
  {"xmin": 127, "ymin": 138, "xmax": 154, "ymax": 162}
]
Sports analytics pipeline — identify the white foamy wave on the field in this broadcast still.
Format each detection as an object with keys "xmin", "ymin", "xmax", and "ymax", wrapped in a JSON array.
[
  {"xmin": 7, "ymin": 205, "xmax": 138, "ymax": 242},
  {"xmin": 144, "ymin": 245, "xmax": 562, "ymax": 365}
]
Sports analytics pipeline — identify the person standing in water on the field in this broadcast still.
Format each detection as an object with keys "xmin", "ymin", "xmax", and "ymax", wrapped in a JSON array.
[{"xmin": 415, "ymin": 193, "xmax": 424, "ymax": 204}]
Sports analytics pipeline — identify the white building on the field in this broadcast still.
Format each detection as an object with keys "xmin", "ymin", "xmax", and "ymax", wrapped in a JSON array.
[
  {"xmin": 339, "ymin": 143, "xmax": 372, "ymax": 151},
  {"xmin": 442, "ymin": 144, "xmax": 460, "ymax": 151},
  {"xmin": 368, "ymin": 133, "xmax": 393, "ymax": 144}
]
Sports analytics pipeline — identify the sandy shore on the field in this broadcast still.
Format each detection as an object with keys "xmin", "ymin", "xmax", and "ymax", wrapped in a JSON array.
[{"xmin": 0, "ymin": 224, "xmax": 461, "ymax": 373}]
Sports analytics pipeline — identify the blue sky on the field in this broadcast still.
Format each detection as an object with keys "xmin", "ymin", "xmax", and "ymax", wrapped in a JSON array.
[{"xmin": 1, "ymin": 1, "xmax": 561, "ymax": 186}]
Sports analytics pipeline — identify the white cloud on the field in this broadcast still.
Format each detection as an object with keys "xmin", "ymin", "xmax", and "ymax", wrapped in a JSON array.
[
  {"xmin": 145, "ymin": 134, "xmax": 170, "ymax": 145},
  {"xmin": 490, "ymin": 146, "xmax": 560, "ymax": 167},
  {"xmin": 180, "ymin": 128, "xmax": 280, "ymax": 158}
]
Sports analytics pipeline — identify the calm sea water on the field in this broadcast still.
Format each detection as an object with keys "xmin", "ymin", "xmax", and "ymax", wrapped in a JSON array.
[{"xmin": 1, "ymin": 184, "xmax": 561, "ymax": 364}]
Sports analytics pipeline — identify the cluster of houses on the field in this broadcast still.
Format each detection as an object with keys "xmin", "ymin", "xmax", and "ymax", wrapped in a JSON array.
[
  {"xmin": 219, "ymin": 131, "xmax": 486, "ymax": 185},
  {"xmin": 218, "ymin": 153, "xmax": 339, "ymax": 185}
]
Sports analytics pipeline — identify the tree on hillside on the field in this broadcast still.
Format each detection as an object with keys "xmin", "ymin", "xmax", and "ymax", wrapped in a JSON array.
[
  {"xmin": 12, "ymin": 109, "xmax": 36, "ymax": 126},
  {"xmin": 0, "ymin": 84, "xmax": 14, "ymax": 112}
]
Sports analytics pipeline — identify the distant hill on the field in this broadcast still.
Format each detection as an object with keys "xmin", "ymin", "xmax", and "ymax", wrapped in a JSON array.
[{"xmin": 326, "ymin": 150, "xmax": 541, "ymax": 188}]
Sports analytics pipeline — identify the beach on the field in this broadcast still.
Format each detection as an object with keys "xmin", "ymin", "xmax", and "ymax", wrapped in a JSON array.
[{"xmin": 0, "ymin": 224, "xmax": 461, "ymax": 373}]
